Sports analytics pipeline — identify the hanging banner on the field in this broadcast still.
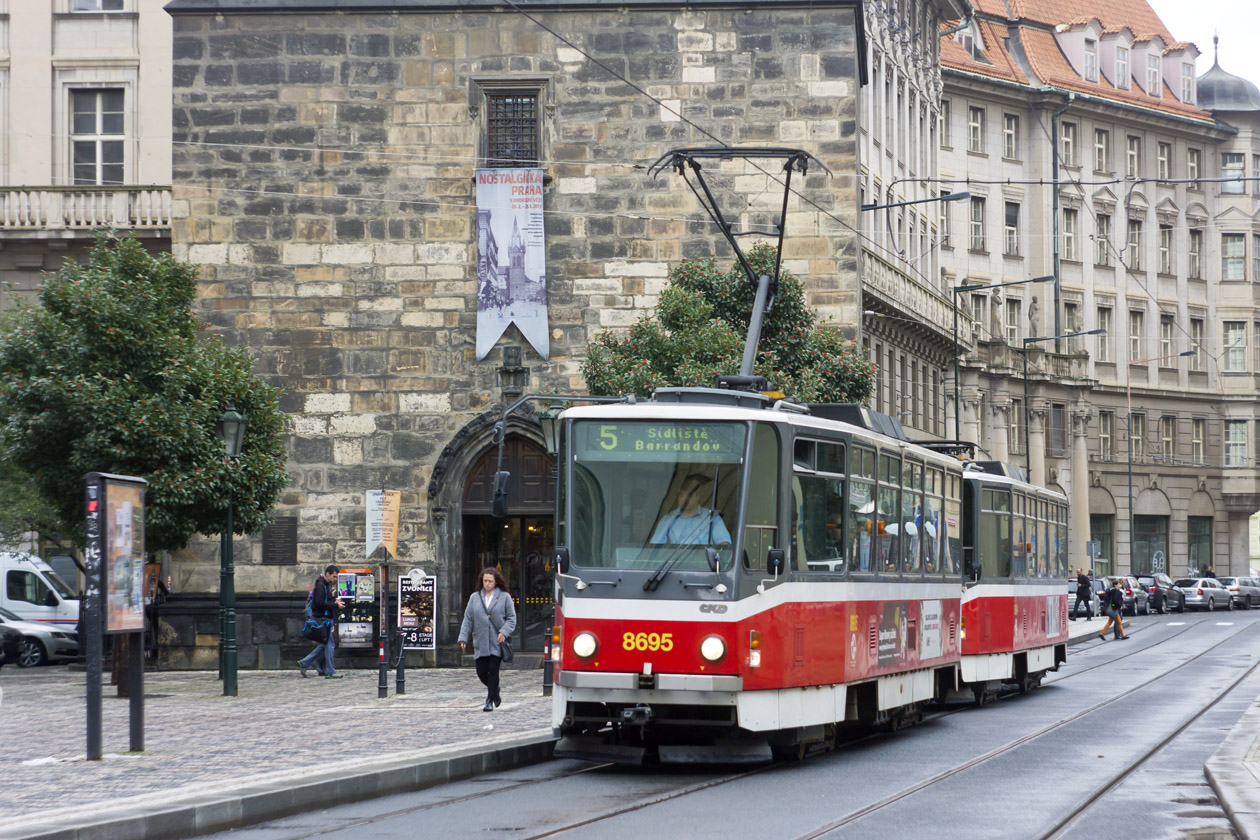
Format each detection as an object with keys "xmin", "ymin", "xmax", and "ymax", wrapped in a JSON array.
[
  {"xmin": 365, "ymin": 490, "xmax": 401, "ymax": 558},
  {"xmin": 398, "ymin": 570, "xmax": 436, "ymax": 650},
  {"xmin": 475, "ymin": 168, "xmax": 549, "ymax": 360}
]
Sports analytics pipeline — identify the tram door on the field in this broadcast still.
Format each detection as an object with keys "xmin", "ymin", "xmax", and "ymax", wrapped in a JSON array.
[{"xmin": 462, "ymin": 437, "xmax": 555, "ymax": 651}]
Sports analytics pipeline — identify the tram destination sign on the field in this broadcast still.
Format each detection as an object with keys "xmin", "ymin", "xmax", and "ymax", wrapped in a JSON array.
[{"xmin": 576, "ymin": 422, "xmax": 745, "ymax": 463}]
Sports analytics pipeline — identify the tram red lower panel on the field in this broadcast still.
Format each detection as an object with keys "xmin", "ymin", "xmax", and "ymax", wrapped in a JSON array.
[{"xmin": 961, "ymin": 589, "xmax": 1069, "ymax": 657}]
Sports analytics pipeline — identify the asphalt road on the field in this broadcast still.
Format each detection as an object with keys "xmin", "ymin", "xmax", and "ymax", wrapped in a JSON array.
[{"xmin": 207, "ymin": 610, "xmax": 1259, "ymax": 840}]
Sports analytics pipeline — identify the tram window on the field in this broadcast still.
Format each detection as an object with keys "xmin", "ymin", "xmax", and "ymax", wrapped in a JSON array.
[
  {"xmin": 794, "ymin": 439, "xmax": 814, "ymax": 470},
  {"xmin": 925, "ymin": 467, "xmax": 944, "ymax": 578},
  {"xmin": 980, "ymin": 488, "xmax": 1012, "ymax": 579},
  {"xmin": 571, "ymin": 420, "xmax": 747, "ymax": 571},
  {"xmin": 1057, "ymin": 506, "xmax": 1068, "ymax": 576},
  {"xmin": 877, "ymin": 481, "xmax": 900, "ymax": 575},
  {"xmin": 743, "ymin": 424, "xmax": 780, "ymax": 571},
  {"xmin": 794, "ymin": 474, "xmax": 846, "ymax": 574},
  {"xmin": 903, "ymin": 461, "xmax": 923, "ymax": 576},
  {"xmin": 817, "ymin": 442, "xmax": 845, "ymax": 474},
  {"xmin": 945, "ymin": 473, "xmax": 962, "ymax": 575},
  {"xmin": 1013, "ymin": 493, "xmax": 1027, "ymax": 579},
  {"xmin": 1040, "ymin": 513, "xmax": 1051, "ymax": 579}
]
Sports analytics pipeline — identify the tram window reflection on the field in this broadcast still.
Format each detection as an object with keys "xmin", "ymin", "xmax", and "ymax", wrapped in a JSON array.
[
  {"xmin": 945, "ymin": 473, "xmax": 962, "ymax": 576},
  {"xmin": 795, "ymin": 474, "xmax": 847, "ymax": 574},
  {"xmin": 742, "ymin": 423, "xmax": 780, "ymax": 571},
  {"xmin": 980, "ymin": 488, "xmax": 1012, "ymax": 579},
  {"xmin": 848, "ymin": 448, "xmax": 876, "ymax": 574}
]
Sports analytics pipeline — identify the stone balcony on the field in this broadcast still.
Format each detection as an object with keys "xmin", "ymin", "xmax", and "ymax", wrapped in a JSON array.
[{"xmin": 0, "ymin": 186, "xmax": 172, "ymax": 238}]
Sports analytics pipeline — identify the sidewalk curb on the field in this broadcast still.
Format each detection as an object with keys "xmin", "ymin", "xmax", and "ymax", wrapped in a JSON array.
[
  {"xmin": 1, "ymin": 730, "xmax": 558, "ymax": 840},
  {"xmin": 1205, "ymin": 690, "xmax": 1260, "ymax": 840}
]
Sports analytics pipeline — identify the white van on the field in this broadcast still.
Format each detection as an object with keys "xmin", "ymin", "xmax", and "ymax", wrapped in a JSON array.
[{"xmin": 0, "ymin": 552, "xmax": 80, "ymax": 629}]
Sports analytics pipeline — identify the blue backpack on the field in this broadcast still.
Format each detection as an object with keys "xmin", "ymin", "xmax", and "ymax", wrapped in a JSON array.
[{"xmin": 301, "ymin": 581, "xmax": 332, "ymax": 643}]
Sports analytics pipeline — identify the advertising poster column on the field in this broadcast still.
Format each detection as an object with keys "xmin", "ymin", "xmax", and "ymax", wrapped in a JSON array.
[{"xmin": 398, "ymin": 570, "xmax": 437, "ymax": 651}]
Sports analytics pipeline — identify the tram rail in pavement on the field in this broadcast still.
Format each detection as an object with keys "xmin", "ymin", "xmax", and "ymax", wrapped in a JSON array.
[{"xmin": 4, "ymin": 611, "xmax": 1257, "ymax": 840}]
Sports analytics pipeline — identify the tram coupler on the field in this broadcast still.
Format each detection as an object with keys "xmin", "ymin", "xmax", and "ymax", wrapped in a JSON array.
[
  {"xmin": 542, "ymin": 626, "xmax": 554, "ymax": 697},
  {"xmin": 622, "ymin": 704, "xmax": 654, "ymax": 727}
]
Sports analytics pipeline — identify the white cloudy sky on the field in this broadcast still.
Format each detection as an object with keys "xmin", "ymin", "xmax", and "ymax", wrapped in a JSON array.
[{"xmin": 1149, "ymin": 0, "xmax": 1260, "ymax": 85}]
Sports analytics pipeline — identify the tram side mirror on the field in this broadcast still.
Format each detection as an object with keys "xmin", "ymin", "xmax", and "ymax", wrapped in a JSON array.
[
  {"xmin": 767, "ymin": 549, "xmax": 785, "ymax": 577},
  {"xmin": 555, "ymin": 546, "xmax": 571, "ymax": 575},
  {"xmin": 491, "ymin": 470, "xmax": 511, "ymax": 519},
  {"xmin": 705, "ymin": 546, "xmax": 720, "ymax": 573}
]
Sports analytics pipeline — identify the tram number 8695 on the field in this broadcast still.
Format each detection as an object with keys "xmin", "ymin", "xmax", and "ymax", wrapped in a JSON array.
[{"xmin": 622, "ymin": 632, "xmax": 674, "ymax": 652}]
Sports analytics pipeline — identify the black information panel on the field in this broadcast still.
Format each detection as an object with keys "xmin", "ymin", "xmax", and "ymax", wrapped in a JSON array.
[{"xmin": 262, "ymin": 516, "xmax": 297, "ymax": 565}]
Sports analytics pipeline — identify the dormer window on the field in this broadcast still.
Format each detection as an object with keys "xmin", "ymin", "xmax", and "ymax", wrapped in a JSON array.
[
  {"xmin": 1181, "ymin": 64, "xmax": 1195, "ymax": 103},
  {"xmin": 1116, "ymin": 47, "xmax": 1130, "ymax": 90},
  {"xmin": 1084, "ymin": 40, "xmax": 1098, "ymax": 82},
  {"xmin": 1147, "ymin": 55, "xmax": 1161, "ymax": 97}
]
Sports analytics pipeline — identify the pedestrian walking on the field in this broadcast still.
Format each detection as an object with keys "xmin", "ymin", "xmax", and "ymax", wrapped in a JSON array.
[
  {"xmin": 458, "ymin": 567, "xmax": 517, "ymax": 712},
  {"xmin": 299, "ymin": 565, "xmax": 345, "ymax": 679},
  {"xmin": 1071, "ymin": 568, "xmax": 1092, "ymax": 621},
  {"xmin": 1098, "ymin": 579, "xmax": 1129, "ymax": 641}
]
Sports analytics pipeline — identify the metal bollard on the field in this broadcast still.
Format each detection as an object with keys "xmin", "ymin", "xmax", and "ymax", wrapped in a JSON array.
[
  {"xmin": 396, "ymin": 630, "xmax": 406, "ymax": 695},
  {"xmin": 542, "ymin": 626, "xmax": 554, "ymax": 697},
  {"xmin": 377, "ymin": 637, "xmax": 388, "ymax": 699}
]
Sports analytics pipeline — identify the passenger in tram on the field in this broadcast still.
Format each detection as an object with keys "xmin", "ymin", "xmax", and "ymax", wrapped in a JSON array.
[{"xmin": 650, "ymin": 473, "xmax": 732, "ymax": 546}]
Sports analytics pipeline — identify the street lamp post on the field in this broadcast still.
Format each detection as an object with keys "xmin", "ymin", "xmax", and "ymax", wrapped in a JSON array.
[
  {"xmin": 952, "ymin": 275, "xmax": 1055, "ymax": 443},
  {"xmin": 1126, "ymin": 350, "xmax": 1195, "ymax": 576},
  {"xmin": 1022, "ymin": 330, "xmax": 1105, "ymax": 479},
  {"xmin": 217, "ymin": 401, "xmax": 247, "ymax": 697}
]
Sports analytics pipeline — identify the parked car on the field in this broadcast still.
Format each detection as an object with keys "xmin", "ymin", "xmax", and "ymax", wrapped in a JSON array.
[
  {"xmin": 0, "ymin": 624, "xmax": 20, "ymax": 669},
  {"xmin": 1218, "ymin": 577, "xmax": 1260, "ymax": 609},
  {"xmin": 0, "ymin": 552, "xmax": 80, "ymax": 630},
  {"xmin": 0, "ymin": 606, "xmax": 78, "ymax": 666},
  {"xmin": 1067, "ymin": 579, "xmax": 1101, "ymax": 618},
  {"xmin": 1100, "ymin": 575, "xmax": 1150, "ymax": 615},
  {"xmin": 1136, "ymin": 573, "xmax": 1185, "ymax": 614},
  {"xmin": 1173, "ymin": 577, "xmax": 1229, "ymax": 611}
]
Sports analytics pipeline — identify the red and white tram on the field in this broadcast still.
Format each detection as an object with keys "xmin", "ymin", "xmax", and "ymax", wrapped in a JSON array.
[{"xmin": 543, "ymin": 389, "xmax": 1069, "ymax": 763}]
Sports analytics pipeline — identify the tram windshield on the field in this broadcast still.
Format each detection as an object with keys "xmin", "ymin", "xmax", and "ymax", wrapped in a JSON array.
[{"xmin": 571, "ymin": 420, "xmax": 747, "ymax": 571}]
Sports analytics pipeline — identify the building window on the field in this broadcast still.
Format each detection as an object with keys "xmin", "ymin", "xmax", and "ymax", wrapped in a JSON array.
[
  {"xmin": 1192, "ymin": 419, "xmax": 1205, "ymax": 463},
  {"xmin": 1188, "ymin": 148, "xmax": 1201, "ymax": 188},
  {"xmin": 1004, "ymin": 202, "xmax": 1020, "ymax": 256},
  {"xmin": 1129, "ymin": 310, "xmax": 1144, "ymax": 361},
  {"xmin": 1064, "ymin": 302, "xmax": 1081, "ymax": 352},
  {"xmin": 1225, "ymin": 420, "xmax": 1248, "ymax": 466},
  {"xmin": 1095, "ymin": 213, "xmax": 1112, "ymax": 266},
  {"xmin": 1099, "ymin": 411, "xmax": 1113, "ymax": 460},
  {"xmin": 1062, "ymin": 208, "xmax": 1078, "ymax": 261},
  {"xmin": 969, "ymin": 197, "xmax": 985, "ymax": 251},
  {"xmin": 1223, "ymin": 233, "xmax": 1246, "ymax": 280},
  {"xmin": 968, "ymin": 106, "xmax": 985, "ymax": 153},
  {"xmin": 1147, "ymin": 55, "xmax": 1162, "ymax": 97},
  {"xmin": 1126, "ymin": 136, "xmax": 1141, "ymax": 178},
  {"xmin": 1224, "ymin": 321, "xmax": 1247, "ymax": 372},
  {"xmin": 1254, "ymin": 234, "xmax": 1260, "ymax": 280},
  {"xmin": 1158, "ymin": 224, "xmax": 1173, "ymax": 273},
  {"xmin": 1157, "ymin": 142, "xmax": 1172, "ymax": 181},
  {"xmin": 1096, "ymin": 305, "xmax": 1113, "ymax": 362},
  {"xmin": 1190, "ymin": 318, "xmax": 1204, "ymax": 370},
  {"xmin": 1126, "ymin": 219, "xmax": 1143, "ymax": 269},
  {"xmin": 939, "ymin": 191, "xmax": 952, "ymax": 247},
  {"xmin": 1223, "ymin": 152, "xmax": 1245, "ymax": 194},
  {"xmin": 940, "ymin": 99, "xmax": 951, "ymax": 147},
  {"xmin": 1160, "ymin": 315, "xmax": 1174, "ymax": 357},
  {"xmin": 71, "ymin": 89, "xmax": 124, "ymax": 186},
  {"xmin": 1254, "ymin": 156, "xmax": 1260, "ymax": 195},
  {"xmin": 1130, "ymin": 413, "xmax": 1146, "ymax": 460},
  {"xmin": 1160, "ymin": 416, "xmax": 1175, "ymax": 462},
  {"xmin": 1006, "ymin": 298, "xmax": 1021, "ymax": 345},
  {"xmin": 1115, "ymin": 47, "xmax": 1130, "ymax": 89},
  {"xmin": 1182, "ymin": 63, "xmax": 1196, "ymax": 104},
  {"xmin": 1254, "ymin": 322, "xmax": 1260, "ymax": 372},
  {"xmin": 1189, "ymin": 228, "xmax": 1203, "ymax": 278},
  {"xmin": 1084, "ymin": 39, "xmax": 1098, "ymax": 82},
  {"xmin": 484, "ymin": 90, "xmax": 540, "ymax": 167},
  {"xmin": 1047, "ymin": 403, "xmax": 1067, "ymax": 458},
  {"xmin": 885, "ymin": 72, "xmax": 895, "ymax": 150},
  {"xmin": 1091, "ymin": 514, "xmax": 1114, "ymax": 572},
  {"xmin": 1003, "ymin": 113, "xmax": 1019, "ymax": 159},
  {"xmin": 73, "ymin": 0, "xmax": 124, "ymax": 9},
  {"xmin": 1010, "ymin": 398, "xmax": 1023, "ymax": 455},
  {"xmin": 1094, "ymin": 129, "xmax": 1110, "ymax": 172},
  {"xmin": 1060, "ymin": 122, "xmax": 1077, "ymax": 166}
]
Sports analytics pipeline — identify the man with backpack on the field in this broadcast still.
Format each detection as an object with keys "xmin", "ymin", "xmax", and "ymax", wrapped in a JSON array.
[
  {"xmin": 1098, "ymin": 579, "xmax": 1129, "ymax": 641},
  {"xmin": 299, "ymin": 565, "xmax": 345, "ymax": 678}
]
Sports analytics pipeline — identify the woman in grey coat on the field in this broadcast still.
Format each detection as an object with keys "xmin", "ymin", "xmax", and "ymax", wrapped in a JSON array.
[{"xmin": 458, "ymin": 567, "xmax": 517, "ymax": 711}]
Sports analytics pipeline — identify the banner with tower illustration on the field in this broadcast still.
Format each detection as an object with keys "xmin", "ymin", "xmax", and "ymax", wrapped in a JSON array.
[{"xmin": 475, "ymin": 168, "xmax": 549, "ymax": 360}]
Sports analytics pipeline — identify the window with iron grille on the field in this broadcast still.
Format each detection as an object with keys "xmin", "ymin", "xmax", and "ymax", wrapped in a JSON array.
[{"xmin": 484, "ymin": 91, "xmax": 539, "ymax": 168}]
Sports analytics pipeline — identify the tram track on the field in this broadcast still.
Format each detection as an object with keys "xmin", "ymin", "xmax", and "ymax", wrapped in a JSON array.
[{"xmin": 791, "ymin": 619, "xmax": 1259, "ymax": 839}]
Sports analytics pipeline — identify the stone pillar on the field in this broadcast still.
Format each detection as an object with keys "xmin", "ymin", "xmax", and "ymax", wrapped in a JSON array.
[
  {"xmin": 1228, "ymin": 513, "xmax": 1251, "ymax": 576},
  {"xmin": 1069, "ymin": 408, "xmax": 1092, "ymax": 572},
  {"xmin": 1028, "ymin": 405, "xmax": 1047, "ymax": 487},
  {"xmin": 991, "ymin": 400, "xmax": 1010, "ymax": 463}
]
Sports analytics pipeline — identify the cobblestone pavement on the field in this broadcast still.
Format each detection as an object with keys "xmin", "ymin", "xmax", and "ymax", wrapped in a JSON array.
[{"xmin": 0, "ymin": 664, "xmax": 550, "ymax": 822}]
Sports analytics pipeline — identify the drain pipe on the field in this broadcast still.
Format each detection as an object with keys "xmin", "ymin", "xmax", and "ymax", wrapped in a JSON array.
[
  {"xmin": 1050, "ymin": 91, "xmax": 1075, "ymax": 352},
  {"xmin": 939, "ymin": 0, "xmax": 975, "ymax": 38}
]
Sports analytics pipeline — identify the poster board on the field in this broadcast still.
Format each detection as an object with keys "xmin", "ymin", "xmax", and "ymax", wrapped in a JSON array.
[
  {"xmin": 365, "ymin": 490, "xmax": 401, "ymax": 558},
  {"xmin": 336, "ymin": 567, "xmax": 376, "ymax": 649},
  {"xmin": 104, "ymin": 478, "xmax": 146, "ymax": 633},
  {"xmin": 398, "ymin": 571, "xmax": 436, "ymax": 650}
]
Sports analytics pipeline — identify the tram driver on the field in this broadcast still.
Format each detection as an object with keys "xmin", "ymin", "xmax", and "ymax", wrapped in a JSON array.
[{"xmin": 650, "ymin": 473, "xmax": 733, "ymax": 547}]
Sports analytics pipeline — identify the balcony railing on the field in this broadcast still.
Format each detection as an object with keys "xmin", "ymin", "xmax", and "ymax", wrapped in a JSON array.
[{"xmin": 0, "ymin": 187, "xmax": 172, "ymax": 231}]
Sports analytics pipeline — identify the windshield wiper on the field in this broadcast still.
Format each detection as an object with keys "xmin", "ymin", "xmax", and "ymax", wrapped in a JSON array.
[{"xmin": 643, "ymin": 543, "xmax": 689, "ymax": 591}]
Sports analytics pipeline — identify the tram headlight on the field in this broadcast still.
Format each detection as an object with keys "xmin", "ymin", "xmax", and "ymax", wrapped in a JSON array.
[
  {"xmin": 748, "ymin": 629, "xmax": 761, "ymax": 668},
  {"xmin": 700, "ymin": 635, "xmax": 726, "ymax": 662},
  {"xmin": 572, "ymin": 631, "xmax": 598, "ymax": 659}
]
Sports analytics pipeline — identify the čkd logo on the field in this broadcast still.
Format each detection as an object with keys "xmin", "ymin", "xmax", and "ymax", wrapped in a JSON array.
[{"xmin": 699, "ymin": 603, "xmax": 728, "ymax": 614}]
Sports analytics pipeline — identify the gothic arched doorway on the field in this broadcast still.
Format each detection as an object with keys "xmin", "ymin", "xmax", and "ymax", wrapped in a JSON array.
[{"xmin": 462, "ymin": 437, "xmax": 555, "ymax": 651}]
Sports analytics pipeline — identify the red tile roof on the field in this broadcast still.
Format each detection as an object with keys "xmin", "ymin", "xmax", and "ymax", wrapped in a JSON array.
[{"xmin": 939, "ymin": 19, "xmax": 1028, "ymax": 85}]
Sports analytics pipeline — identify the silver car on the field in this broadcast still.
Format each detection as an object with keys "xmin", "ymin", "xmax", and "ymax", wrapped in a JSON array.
[
  {"xmin": 0, "ymin": 606, "xmax": 78, "ymax": 666},
  {"xmin": 1173, "ymin": 578, "xmax": 1230, "ymax": 612},
  {"xmin": 1219, "ymin": 577, "xmax": 1260, "ymax": 609}
]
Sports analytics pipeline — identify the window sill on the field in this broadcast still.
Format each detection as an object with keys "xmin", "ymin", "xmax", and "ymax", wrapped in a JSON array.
[
  {"xmin": 968, "ymin": 248, "xmax": 989, "ymax": 256},
  {"xmin": 1093, "ymin": 263, "xmax": 1114, "ymax": 270},
  {"xmin": 1157, "ymin": 272, "xmax": 1177, "ymax": 279},
  {"xmin": 1061, "ymin": 258, "xmax": 1082, "ymax": 266},
  {"xmin": 1002, "ymin": 156, "xmax": 1022, "ymax": 164},
  {"xmin": 1003, "ymin": 253, "xmax": 1024, "ymax": 260},
  {"xmin": 967, "ymin": 149, "xmax": 988, "ymax": 158}
]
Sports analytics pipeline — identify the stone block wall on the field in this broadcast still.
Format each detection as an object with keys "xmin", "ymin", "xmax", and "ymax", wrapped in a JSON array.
[{"xmin": 167, "ymin": 1, "xmax": 862, "ymax": 622}]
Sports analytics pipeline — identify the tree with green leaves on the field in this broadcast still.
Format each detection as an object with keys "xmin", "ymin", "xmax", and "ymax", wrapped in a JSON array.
[
  {"xmin": 582, "ymin": 243, "xmax": 875, "ymax": 403},
  {"xmin": 0, "ymin": 236, "xmax": 288, "ymax": 552}
]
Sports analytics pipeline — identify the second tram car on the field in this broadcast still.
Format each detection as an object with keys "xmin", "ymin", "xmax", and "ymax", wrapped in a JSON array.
[{"xmin": 543, "ymin": 388, "xmax": 1069, "ymax": 764}]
